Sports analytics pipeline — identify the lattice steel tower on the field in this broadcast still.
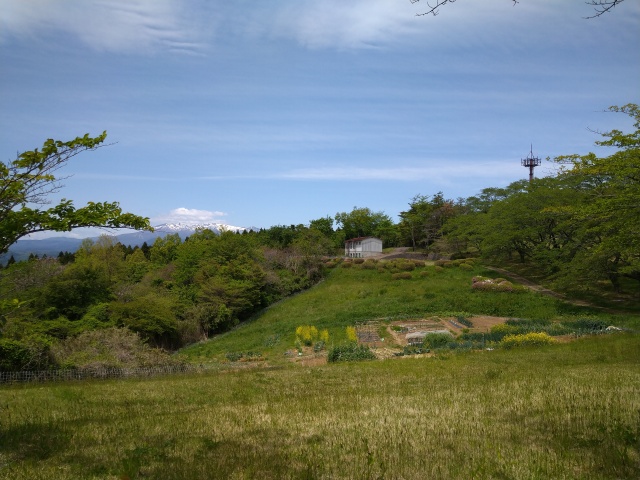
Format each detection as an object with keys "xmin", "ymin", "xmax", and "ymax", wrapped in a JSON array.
[{"xmin": 521, "ymin": 145, "xmax": 541, "ymax": 182}]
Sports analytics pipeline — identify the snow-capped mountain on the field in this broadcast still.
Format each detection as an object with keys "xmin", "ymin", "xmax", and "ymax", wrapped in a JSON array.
[
  {"xmin": 153, "ymin": 222, "xmax": 250, "ymax": 235},
  {"xmin": 1, "ymin": 223, "xmax": 259, "ymax": 263}
]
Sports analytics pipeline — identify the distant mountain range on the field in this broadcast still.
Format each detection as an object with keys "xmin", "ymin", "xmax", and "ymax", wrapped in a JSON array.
[{"xmin": 1, "ymin": 223, "xmax": 257, "ymax": 263}]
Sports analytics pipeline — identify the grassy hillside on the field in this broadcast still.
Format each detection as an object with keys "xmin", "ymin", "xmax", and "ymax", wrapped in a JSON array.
[
  {"xmin": 179, "ymin": 260, "xmax": 632, "ymax": 363},
  {"xmin": 1, "ymin": 334, "xmax": 638, "ymax": 479},
  {"xmin": 2, "ymin": 259, "xmax": 638, "ymax": 479}
]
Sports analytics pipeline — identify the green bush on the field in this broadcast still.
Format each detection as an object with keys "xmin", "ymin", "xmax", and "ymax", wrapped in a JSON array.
[
  {"xmin": 563, "ymin": 318, "xmax": 608, "ymax": 332},
  {"xmin": 327, "ymin": 343, "xmax": 376, "ymax": 363},
  {"xmin": 422, "ymin": 333, "xmax": 453, "ymax": 349},
  {"xmin": 0, "ymin": 337, "xmax": 54, "ymax": 372}
]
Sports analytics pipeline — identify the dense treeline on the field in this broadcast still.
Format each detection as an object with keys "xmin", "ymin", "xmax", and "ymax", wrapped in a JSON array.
[
  {"xmin": 0, "ymin": 104, "xmax": 637, "ymax": 371},
  {"xmin": 0, "ymin": 229, "xmax": 330, "ymax": 371}
]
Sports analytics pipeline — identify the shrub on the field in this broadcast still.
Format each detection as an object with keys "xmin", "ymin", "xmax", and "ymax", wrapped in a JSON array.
[
  {"xmin": 500, "ymin": 332, "xmax": 556, "ymax": 349},
  {"xmin": 341, "ymin": 262, "xmax": 353, "ymax": 268},
  {"xmin": 0, "ymin": 336, "xmax": 54, "ymax": 372},
  {"xmin": 398, "ymin": 261, "xmax": 416, "ymax": 271},
  {"xmin": 296, "ymin": 325, "xmax": 319, "ymax": 346},
  {"xmin": 434, "ymin": 266, "xmax": 444, "ymax": 273},
  {"xmin": 225, "ymin": 351, "xmax": 243, "ymax": 362},
  {"xmin": 319, "ymin": 329, "xmax": 330, "ymax": 343},
  {"xmin": 51, "ymin": 328, "xmax": 178, "ymax": 369},
  {"xmin": 392, "ymin": 272, "xmax": 412, "ymax": 280},
  {"xmin": 422, "ymin": 332, "xmax": 453, "ymax": 349},
  {"xmin": 419, "ymin": 270, "xmax": 430, "ymax": 277},
  {"xmin": 563, "ymin": 318, "xmax": 608, "ymax": 332},
  {"xmin": 396, "ymin": 345, "xmax": 430, "ymax": 356},
  {"xmin": 346, "ymin": 326, "xmax": 358, "ymax": 343},
  {"xmin": 327, "ymin": 343, "xmax": 376, "ymax": 363},
  {"xmin": 471, "ymin": 277, "xmax": 525, "ymax": 293},
  {"xmin": 459, "ymin": 263, "xmax": 474, "ymax": 271},
  {"xmin": 353, "ymin": 258, "xmax": 365, "ymax": 264}
]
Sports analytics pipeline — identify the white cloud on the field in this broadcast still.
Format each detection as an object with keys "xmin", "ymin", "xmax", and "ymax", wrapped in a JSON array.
[
  {"xmin": 0, "ymin": 0, "xmax": 208, "ymax": 54},
  {"xmin": 153, "ymin": 208, "xmax": 227, "ymax": 225}
]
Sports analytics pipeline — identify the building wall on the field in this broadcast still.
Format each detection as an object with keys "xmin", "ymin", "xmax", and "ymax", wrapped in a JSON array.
[{"xmin": 344, "ymin": 237, "xmax": 383, "ymax": 258}]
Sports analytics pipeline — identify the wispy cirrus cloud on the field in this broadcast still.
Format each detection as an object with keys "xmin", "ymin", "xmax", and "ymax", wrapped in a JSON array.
[
  {"xmin": 0, "ymin": 0, "xmax": 209, "ymax": 54},
  {"xmin": 273, "ymin": 161, "xmax": 524, "ymax": 182}
]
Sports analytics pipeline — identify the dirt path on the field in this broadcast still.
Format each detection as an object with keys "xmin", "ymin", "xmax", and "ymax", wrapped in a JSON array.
[{"xmin": 484, "ymin": 266, "xmax": 616, "ymax": 311}]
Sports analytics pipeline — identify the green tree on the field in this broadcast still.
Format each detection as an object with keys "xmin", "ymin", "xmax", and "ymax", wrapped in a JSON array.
[
  {"xmin": 553, "ymin": 104, "xmax": 640, "ymax": 291},
  {"xmin": 398, "ymin": 193, "xmax": 457, "ymax": 251},
  {"xmin": 150, "ymin": 233, "xmax": 182, "ymax": 265},
  {"xmin": 0, "ymin": 132, "xmax": 152, "ymax": 254},
  {"xmin": 334, "ymin": 207, "xmax": 396, "ymax": 246}
]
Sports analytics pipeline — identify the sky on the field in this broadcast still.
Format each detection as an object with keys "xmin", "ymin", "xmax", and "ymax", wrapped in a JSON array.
[{"xmin": 1, "ymin": 0, "xmax": 639, "ymax": 238}]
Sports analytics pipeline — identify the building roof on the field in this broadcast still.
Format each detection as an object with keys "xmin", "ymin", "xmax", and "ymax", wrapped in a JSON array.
[{"xmin": 344, "ymin": 236, "xmax": 381, "ymax": 243}]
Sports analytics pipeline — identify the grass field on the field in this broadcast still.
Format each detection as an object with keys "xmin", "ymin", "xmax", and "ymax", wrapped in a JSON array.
[
  {"xmin": 1, "ymin": 334, "xmax": 638, "ymax": 479},
  {"xmin": 1, "ymin": 260, "xmax": 639, "ymax": 479}
]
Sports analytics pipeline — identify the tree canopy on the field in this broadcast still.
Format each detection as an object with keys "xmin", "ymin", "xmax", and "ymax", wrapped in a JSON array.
[{"xmin": 0, "ymin": 132, "xmax": 152, "ymax": 254}]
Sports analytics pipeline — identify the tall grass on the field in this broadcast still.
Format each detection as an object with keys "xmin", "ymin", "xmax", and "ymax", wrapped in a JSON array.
[{"xmin": 1, "ymin": 334, "xmax": 638, "ymax": 479}]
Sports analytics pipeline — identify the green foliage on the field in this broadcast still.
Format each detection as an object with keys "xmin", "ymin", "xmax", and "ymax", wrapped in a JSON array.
[
  {"xmin": 0, "ymin": 335, "xmax": 53, "ymax": 371},
  {"xmin": 0, "ymin": 132, "xmax": 152, "ymax": 254},
  {"xmin": 327, "ymin": 343, "xmax": 376, "ymax": 362},
  {"xmin": 109, "ymin": 293, "xmax": 179, "ymax": 348},
  {"xmin": 422, "ymin": 332, "xmax": 453, "ymax": 349},
  {"xmin": 398, "ymin": 192, "xmax": 459, "ymax": 250},
  {"xmin": 446, "ymin": 105, "xmax": 640, "ymax": 294},
  {"xmin": 41, "ymin": 263, "xmax": 112, "ymax": 320},
  {"xmin": 335, "ymin": 206, "xmax": 397, "ymax": 246}
]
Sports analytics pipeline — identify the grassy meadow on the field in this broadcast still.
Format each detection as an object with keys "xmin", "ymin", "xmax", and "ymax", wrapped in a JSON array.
[
  {"xmin": 1, "ymin": 259, "xmax": 639, "ymax": 479},
  {"xmin": 1, "ymin": 334, "xmax": 639, "ymax": 479}
]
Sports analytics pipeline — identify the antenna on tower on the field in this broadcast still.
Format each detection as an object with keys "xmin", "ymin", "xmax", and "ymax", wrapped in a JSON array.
[{"xmin": 521, "ymin": 144, "xmax": 541, "ymax": 182}]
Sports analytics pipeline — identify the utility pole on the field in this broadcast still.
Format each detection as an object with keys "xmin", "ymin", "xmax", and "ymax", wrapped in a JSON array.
[{"xmin": 521, "ymin": 145, "xmax": 541, "ymax": 182}]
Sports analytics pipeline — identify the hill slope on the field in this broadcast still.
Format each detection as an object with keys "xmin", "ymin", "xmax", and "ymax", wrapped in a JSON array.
[{"xmin": 179, "ymin": 260, "xmax": 612, "ymax": 363}]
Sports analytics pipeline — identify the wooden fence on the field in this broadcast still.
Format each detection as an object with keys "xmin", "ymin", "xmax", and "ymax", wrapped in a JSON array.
[{"xmin": 0, "ymin": 364, "xmax": 210, "ymax": 384}]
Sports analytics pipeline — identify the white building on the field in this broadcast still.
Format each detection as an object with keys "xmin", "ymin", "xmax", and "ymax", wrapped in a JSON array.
[{"xmin": 344, "ymin": 236, "xmax": 383, "ymax": 258}]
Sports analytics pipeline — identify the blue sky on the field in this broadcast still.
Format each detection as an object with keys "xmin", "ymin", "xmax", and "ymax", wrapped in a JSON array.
[{"xmin": 1, "ymin": 0, "xmax": 639, "ymax": 237}]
